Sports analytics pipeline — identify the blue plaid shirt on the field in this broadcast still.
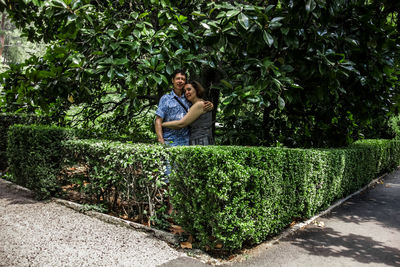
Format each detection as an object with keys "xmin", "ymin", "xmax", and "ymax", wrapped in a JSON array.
[{"xmin": 156, "ymin": 90, "xmax": 191, "ymax": 146}]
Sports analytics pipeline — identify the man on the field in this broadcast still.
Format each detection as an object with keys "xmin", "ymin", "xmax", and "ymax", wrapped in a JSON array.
[{"xmin": 155, "ymin": 70, "xmax": 212, "ymax": 146}]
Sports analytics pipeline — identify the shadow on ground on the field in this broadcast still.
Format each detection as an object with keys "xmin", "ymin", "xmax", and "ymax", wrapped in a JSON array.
[
  {"xmin": 285, "ymin": 226, "xmax": 400, "ymax": 266},
  {"xmin": 0, "ymin": 179, "xmax": 38, "ymax": 206}
]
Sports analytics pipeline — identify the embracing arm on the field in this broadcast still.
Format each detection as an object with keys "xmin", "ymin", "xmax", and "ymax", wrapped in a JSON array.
[
  {"xmin": 162, "ymin": 102, "xmax": 206, "ymax": 129},
  {"xmin": 155, "ymin": 116, "xmax": 164, "ymax": 144}
]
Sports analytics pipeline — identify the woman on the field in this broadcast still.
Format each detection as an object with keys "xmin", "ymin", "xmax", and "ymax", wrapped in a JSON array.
[{"xmin": 162, "ymin": 81, "xmax": 214, "ymax": 145}]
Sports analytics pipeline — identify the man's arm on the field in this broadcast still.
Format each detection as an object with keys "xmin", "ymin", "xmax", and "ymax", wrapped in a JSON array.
[{"xmin": 155, "ymin": 116, "xmax": 164, "ymax": 144}]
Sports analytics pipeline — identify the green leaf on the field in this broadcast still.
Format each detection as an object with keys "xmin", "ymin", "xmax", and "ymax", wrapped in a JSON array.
[
  {"xmin": 191, "ymin": 11, "xmax": 206, "ymax": 17},
  {"xmin": 263, "ymin": 59, "xmax": 273, "ymax": 69},
  {"xmin": 160, "ymin": 74, "xmax": 169, "ymax": 85},
  {"xmin": 238, "ymin": 13, "xmax": 250, "ymax": 30},
  {"xmin": 221, "ymin": 79, "xmax": 233, "ymax": 89},
  {"xmin": 113, "ymin": 58, "xmax": 129, "ymax": 65},
  {"xmin": 226, "ymin": 10, "xmax": 240, "ymax": 18},
  {"xmin": 152, "ymin": 74, "xmax": 162, "ymax": 85},
  {"xmin": 270, "ymin": 17, "xmax": 284, "ymax": 23},
  {"xmin": 174, "ymin": 49, "xmax": 187, "ymax": 56},
  {"xmin": 166, "ymin": 64, "xmax": 174, "ymax": 75},
  {"xmin": 200, "ymin": 22, "xmax": 210, "ymax": 30},
  {"xmin": 223, "ymin": 95, "xmax": 234, "ymax": 105},
  {"xmin": 281, "ymin": 27, "xmax": 289, "ymax": 35},
  {"xmin": 50, "ymin": 0, "xmax": 68, "ymax": 8},
  {"xmin": 130, "ymin": 12, "xmax": 139, "ymax": 20},
  {"xmin": 305, "ymin": 0, "xmax": 316, "ymax": 13},
  {"xmin": 139, "ymin": 12, "xmax": 150, "ymax": 19},
  {"xmin": 107, "ymin": 67, "xmax": 114, "ymax": 80},
  {"xmin": 177, "ymin": 15, "xmax": 187, "ymax": 23},
  {"xmin": 278, "ymin": 96, "xmax": 285, "ymax": 110},
  {"xmin": 281, "ymin": 65, "xmax": 294, "ymax": 73},
  {"xmin": 66, "ymin": 14, "xmax": 77, "ymax": 26},
  {"xmin": 263, "ymin": 31, "xmax": 274, "ymax": 47},
  {"xmin": 269, "ymin": 17, "xmax": 284, "ymax": 29}
]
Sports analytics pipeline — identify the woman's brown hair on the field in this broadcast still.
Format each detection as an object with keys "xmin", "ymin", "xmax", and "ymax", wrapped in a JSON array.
[{"xmin": 189, "ymin": 80, "xmax": 206, "ymax": 98}]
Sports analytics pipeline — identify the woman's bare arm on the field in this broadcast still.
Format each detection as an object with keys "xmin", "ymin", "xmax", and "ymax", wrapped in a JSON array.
[{"xmin": 162, "ymin": 101, "xmax": 206, "ymax": 129}]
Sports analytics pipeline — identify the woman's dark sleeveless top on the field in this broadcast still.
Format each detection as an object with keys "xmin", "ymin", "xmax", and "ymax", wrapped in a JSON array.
[{"xmin": 189, "ymin": 111, "xmax": 214, "ymax": 145}]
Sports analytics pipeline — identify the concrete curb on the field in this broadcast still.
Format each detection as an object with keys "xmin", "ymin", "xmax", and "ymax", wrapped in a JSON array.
[{"xmin": 52, "ymin": 198, "xmax": 180, "ymax": 246}]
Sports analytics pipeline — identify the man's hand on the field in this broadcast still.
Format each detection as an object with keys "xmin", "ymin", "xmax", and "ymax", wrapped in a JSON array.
[{"xmin": 203, "ymin": 101, "xmax": 214, "ymax": 112}]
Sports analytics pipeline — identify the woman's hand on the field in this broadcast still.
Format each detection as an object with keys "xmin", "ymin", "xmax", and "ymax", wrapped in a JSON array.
[{"xmin": 203, "ymin": 101, "xmax": 214, "ymax": 112}]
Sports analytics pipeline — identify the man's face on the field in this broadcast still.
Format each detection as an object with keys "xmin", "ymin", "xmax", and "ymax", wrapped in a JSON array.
[{"xmin": 172, "ymin": 73, "xmax": 186, "ymax": 92}]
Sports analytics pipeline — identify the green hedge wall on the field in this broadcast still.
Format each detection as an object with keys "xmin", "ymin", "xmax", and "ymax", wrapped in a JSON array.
[
  {"xmin": 0, "ymin": 113, "xmax": 49, "ymax": 171},
  {"xmin": 7, "ymin": 124, "xmax": 75, "ymax": 199},
  {"xmin": 6, "ymin": 124, "xmax": 400, "ymax": 251},
  {"xmin": 62, "ymin": 139, "xmax": 169, "ymax": 226},
  {"xmin": 168, "ymin": 146, "xmax": 295, "ymax": 250},
  {"xmin": 169, "ymin": 140, "xmax": 400, "ymax": 251}
]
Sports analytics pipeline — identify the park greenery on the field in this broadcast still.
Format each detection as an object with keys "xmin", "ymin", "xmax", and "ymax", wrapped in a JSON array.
[
  {"xmin": 0, "ymin": 0, "xmax": 399, "ymax": 147},
  {"xmin": 5, "ymin": 121, "xmax": 400, "ymax": 251},
  {"xmin": 2, "ymin": 0, "xmax": 400, "ymax": 252}
]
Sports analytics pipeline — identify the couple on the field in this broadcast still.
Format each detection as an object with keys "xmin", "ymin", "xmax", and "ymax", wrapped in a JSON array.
[{"xmin": 155, "ymin": 70, "xmax": 214, "ymax": 146}]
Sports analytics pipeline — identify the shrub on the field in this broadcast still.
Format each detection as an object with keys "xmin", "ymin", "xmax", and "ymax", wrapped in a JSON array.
[
  {"xmin": 6, "ymin": 124, "xmax": 400, "ymax": 251},
  {"xmin": 7, "ymin": 124, "xmax": 75, "ymax": 199},
  {"xmin": 0, "ymin": 113, "xmax": 49, "ymax": 171},
  {"xmin": 168, "ymin": 146, "xmax": 295, "ymax": 250},
  {"xmin": 388, "ymin": 115, "xmax": 400, "ymax": 139},
  {"xmin": 168, "ymin": 140, "xmax": 400, "ymax": 251},
  {"xmin": 284, "ymin": 148, "xmax": 344, "ymax": 218},
  {"xmin": 62, "ymin": 139, "xmax": 169, "ymax": 227}
]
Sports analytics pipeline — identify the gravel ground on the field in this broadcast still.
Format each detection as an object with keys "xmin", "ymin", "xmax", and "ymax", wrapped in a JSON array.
[{"xmin": 0, "ymin": 178, "xmax": 186, "ymax": 267}]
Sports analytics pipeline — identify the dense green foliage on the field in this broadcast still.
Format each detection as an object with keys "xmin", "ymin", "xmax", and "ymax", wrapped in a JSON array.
[
  {"xmin": 6, "ymin": 123, "xmax": 400, "ymax": 250},
  {"xmin": 0, "ymin": 113, "xmax": 49, "ymax": 170},
  {"xmin": 0, "ymin": 1, "xmax": 399, "ymax": 147},
  {"xmin": 388, "ymin": 114, "xmax": 400, "ymax": 139},
  {"xmin": 169, "ymin": 140, "xmax": 400, "ymax": 250},
  {"xmin": 169, "ymin": 146, "xmax": 295, "ymax": 250},
  {"xmin": 63, "ymin": 139, "xmax": 169, "ymax": 226},
  {"xmin": 7, "ymin": 124, "xmax": 75, "ymax": 199}
]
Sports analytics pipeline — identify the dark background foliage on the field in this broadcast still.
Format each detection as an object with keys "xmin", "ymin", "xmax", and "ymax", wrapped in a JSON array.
[{"xmin": 0, "ymin": 0, "xmax": 399, "ymax": 147}]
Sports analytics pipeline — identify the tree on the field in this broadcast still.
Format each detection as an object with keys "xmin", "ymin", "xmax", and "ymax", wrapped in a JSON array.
[
  {"xmin": 0, "ymin": 0, "xmax": 399, "ymax": 147},
  {"xmin": 0, "ymin": 1, "xmax": 211, "ymax": 129}
]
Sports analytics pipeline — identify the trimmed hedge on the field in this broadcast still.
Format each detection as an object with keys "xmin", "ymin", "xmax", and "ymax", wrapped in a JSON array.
[
  {"xmin": 168, "ymin": 146, "xmax": 296, "ymax": 250},
  {"xmin": 62, "ymin": 139, "xmax": 169, "ymax": 226},
  {"xmin": 0, "ymin": 113, "xmax": 49, "ymax": 171},
  {"xmin": 6, "ymin": 124, "xmax": 400, "ymax": 251},
  {"xmin": 7, "ymin": 124, "xmax": 75, "ymax": 199},
  {"xmin": 169, "ymin": 140, "xmax": 400, "ymax": 251}
]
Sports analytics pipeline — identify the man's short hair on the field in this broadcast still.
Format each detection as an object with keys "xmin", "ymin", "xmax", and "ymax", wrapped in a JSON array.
[{"xmin": 172, "ymin": 69, "xmax": 187, "ymax": 80}]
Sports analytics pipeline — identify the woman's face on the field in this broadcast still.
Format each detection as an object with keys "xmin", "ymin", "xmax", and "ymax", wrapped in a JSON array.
[{"xmin": 184, "ymin": 84, "xmax": 197, "ymax": 102}]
